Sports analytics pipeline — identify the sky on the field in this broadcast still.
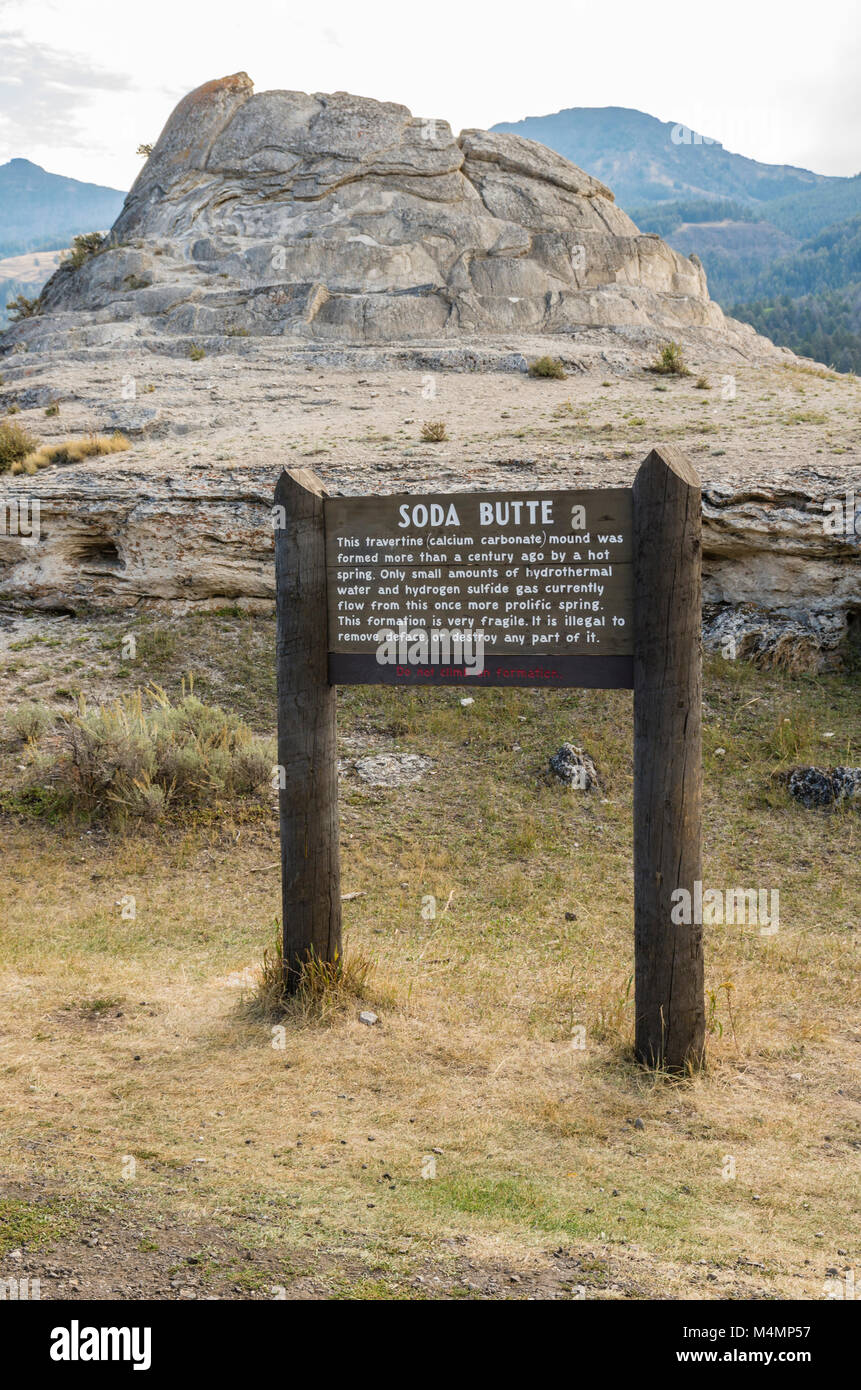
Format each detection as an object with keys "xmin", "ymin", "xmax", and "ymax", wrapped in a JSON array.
[{"xmin": 0, "ymin": 0, "xmax": 858, "ymax": 190}]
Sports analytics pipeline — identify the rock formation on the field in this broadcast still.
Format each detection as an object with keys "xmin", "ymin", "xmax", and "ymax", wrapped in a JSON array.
[
  {"xmin": 6, "ymin": 74, "xmax": 767, "ymax": 352},
  {"xmin": 2, "ymin": 76, "xmax": 856, "ymax": 673}
]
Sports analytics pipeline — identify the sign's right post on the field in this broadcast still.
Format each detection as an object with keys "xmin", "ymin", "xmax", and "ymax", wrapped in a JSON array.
[{"xmin": 632, "ymin": 445, "xmax": 705, "ymax": 1070}]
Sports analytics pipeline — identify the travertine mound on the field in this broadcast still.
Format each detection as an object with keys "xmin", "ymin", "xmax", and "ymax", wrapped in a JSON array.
[{"xmin": 7, "ymin": 73, "xmax": 765, "ymax": 350}]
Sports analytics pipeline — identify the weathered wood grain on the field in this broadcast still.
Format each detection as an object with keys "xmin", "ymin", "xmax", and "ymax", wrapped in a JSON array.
[
  {"xmin": 632, "ymin": 445, "xmax": 705, "ymax": 1070},
  {"xmin": 275, "ymin": 467, "xmax": 342, "ymax": 991}
]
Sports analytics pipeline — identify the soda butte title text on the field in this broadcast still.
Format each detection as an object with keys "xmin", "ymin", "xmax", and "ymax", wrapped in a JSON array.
[{"xmin": 396, "ymin": 499, "xmax": 576, "ymax": 529}]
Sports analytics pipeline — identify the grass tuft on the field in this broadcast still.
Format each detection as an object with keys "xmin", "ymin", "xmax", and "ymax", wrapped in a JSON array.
[
  {"xmin": 14, "ymin": 680, "xmax": 275, "ymax": 825},
  {"xmin": 11, "ymin": 432, "xmax": 131, "ymax": 475},
  {"xmin": 6, "ymin": 701, "xmax": 54, "ymax": 743},
  {"xmin": 243, "ymin": 930, "xmax": 377, "ymax": 1026},
  {"xmin": 646, "ymin": 341, "xmax": 691, "ymax": 377},
  {"xmin": 420, "ymin": 420, "xmax": 448, "ymax": 442},
  {"xmin": 0, "ymin": 419, "xmax": 39, "ymax": 472}
]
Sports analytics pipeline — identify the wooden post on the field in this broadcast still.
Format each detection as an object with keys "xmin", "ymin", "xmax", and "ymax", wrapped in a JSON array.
[
  {"xmin": 274, "ymin": 467, "xmax": 341, "ymax": 991},
  {"xmin": 632, "ymin": 445, "xmax": 704, "ymax": 1069}
]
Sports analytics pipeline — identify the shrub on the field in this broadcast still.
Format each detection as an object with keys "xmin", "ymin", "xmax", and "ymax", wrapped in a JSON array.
[
  {"xmin": 45, "ymin": 403, "xmax": 60, "ymax": 416},
  {"xmin": 420, "ymin": 420, "xmax": 447, "ymax": 442},
  {"xmin": 0, "ymin": 419, "xmax": 38, "ymax": 472},
  {"xmin": 6, "ymin": 293, "xmax": 40, "ymax": 321},
  {"xmin": 62, "ymin": 232, "xmax": 105, "ymax": 271},
  {"xmin": 22, "ymin": 682, "xmax": 275, "ymax": 825},
  {"xmin": 694, "ymin": 375, "xmax": 712, "ymax": 390},
  {"xmin": 8, "ymin": 702, "xmax": 54, "ymax": 743},
  {"xmin": 646, "ymin": 341, "xmax": 691, "ymax": 376},
  {"xmin": 189, "ymin": 344, "xmax": 206, "ymax": 361},
  {"xmin": 528, "ymin": 356, "xmax": 567, "ymax": 379},
  {"xmin": 11, "ymin": 432, "xmax": 130, "ymax": 476}
]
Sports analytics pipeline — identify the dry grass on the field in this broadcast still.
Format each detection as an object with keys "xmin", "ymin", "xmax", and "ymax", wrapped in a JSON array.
[
  {"xmin": 241, "ymin": 931, "xmax": 378, "ymax": 1026},
  {"xmin": 419, "ymin": 420, "xmax": 448, "ymax": 442},
  {"xmin": 0, "ymin": 418, "xmax": 38, "ymax": 471},
  {"xmin": 0, "ymin": 612, "xmax": 858, "ymax": 1298},
  {"xmin": 10, "ymin": 431, "xmax": 131, "ymax": 475}
]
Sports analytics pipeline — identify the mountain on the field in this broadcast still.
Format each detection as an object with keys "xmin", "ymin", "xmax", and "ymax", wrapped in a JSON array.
[
  {"xmin": 764, "ymin": 175, "xmax": 861, "ymax": 239},
  {"xmin": 490, "ymin": 107, "xmax": 840, "ymax": 208},
  {"xmin": 491, "ymin": 107, "xmax": 861, "ymax": 370},
  {"xmin": 0, "ymin": 159, "xmax": 126, "ymax": 260}
]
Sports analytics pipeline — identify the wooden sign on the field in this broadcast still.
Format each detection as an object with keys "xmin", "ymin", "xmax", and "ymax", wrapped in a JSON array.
[
  {"xmin": 324, "ymin": 488, "xmax": 633, "ymax": 687},
  {"xmin": 275, "ymin": 448, "xmax": 705, "ymax": 1072}
]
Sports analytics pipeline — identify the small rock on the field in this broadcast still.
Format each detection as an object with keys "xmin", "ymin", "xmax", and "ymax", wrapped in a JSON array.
[
  {"xmin": 358, "ymin": 1011, "xmax": 378, "ymax": 1026},
  {"xmin": 460, "ymin": 697, "xmax": 474, "ymax": 707},
  {"xmin": 354, "ymin": 753, "xmax": 432, "ymax": 788},
  {"xmin": 787, "ymin": 765, "xmax": 861, "ymax": 809},
  {"xmin": 548, "ymin": 743, "xmax": 599, "ymax": 790}
]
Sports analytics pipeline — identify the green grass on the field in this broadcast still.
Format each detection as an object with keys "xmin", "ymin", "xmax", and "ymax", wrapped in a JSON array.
[
  {"xmin": 646, "ymin": 341, "xmax": 691, "ymax": 377},
  {"xmin": 0, "ymin": 1196, "xmax": 80, "ymax": 1255}
]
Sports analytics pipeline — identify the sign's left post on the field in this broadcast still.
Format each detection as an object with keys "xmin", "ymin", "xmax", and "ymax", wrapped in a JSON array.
[{"xmin": 274, "ymin": 467, "xmax": 342, "ymax": 992}]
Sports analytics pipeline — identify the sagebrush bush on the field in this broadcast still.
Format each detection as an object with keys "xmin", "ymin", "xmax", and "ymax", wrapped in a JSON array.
[
  {"xmin": 528, "ymin": 356, "xmax": 567, "ymax": 379},
  {"xmin": 8, "ymin": 702, "xmax": 54, "ymax": 743},
  {"xmin": 0, "ymin": 419, "xmax": 38, "ymax": 472},
  {"xmin": 27, "ymin": 682, "xmax": 275, "ymax": 823}
]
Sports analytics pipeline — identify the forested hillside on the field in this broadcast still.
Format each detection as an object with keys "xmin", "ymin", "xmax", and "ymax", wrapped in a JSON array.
[{"xmin": 492, "ymin": 107, "xmax": 861, "ymax": 370}]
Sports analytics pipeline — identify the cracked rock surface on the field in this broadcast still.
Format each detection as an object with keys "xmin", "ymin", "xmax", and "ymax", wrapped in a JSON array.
[
  {"xmin": 5, "ymin": 74, "xmax": 776, "ymax": 353},
  {"xmin": 0, "ymin": 77, "xmax": 857, "ymax": 673}
]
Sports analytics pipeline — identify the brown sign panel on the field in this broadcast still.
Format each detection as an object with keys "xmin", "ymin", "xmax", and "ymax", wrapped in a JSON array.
[{"xmin": 324, "ymin": 487, "xmax": 633, "ymax": 687}]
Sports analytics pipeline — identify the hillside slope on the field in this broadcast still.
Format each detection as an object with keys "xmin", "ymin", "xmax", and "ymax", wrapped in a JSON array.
[
  {"xmin": 490, "ymin": 106, "xmax": 837, "ymax": 208},
  {"xmin": 0, "ymin": 159, "xmax": 126, "ymax": 259},
  {"xmin": 492, "ymin": 107, "xmax": 861, "ymax": 369}
]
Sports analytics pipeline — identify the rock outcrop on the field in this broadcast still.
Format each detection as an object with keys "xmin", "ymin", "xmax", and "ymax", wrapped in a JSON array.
[
  {"xmin": 1, "ymin": 76, "xmax": 854, "ymax": 674},
  {"xmin": 4, "ymin": 74, "xmax": 769, "ymax": 352}
]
